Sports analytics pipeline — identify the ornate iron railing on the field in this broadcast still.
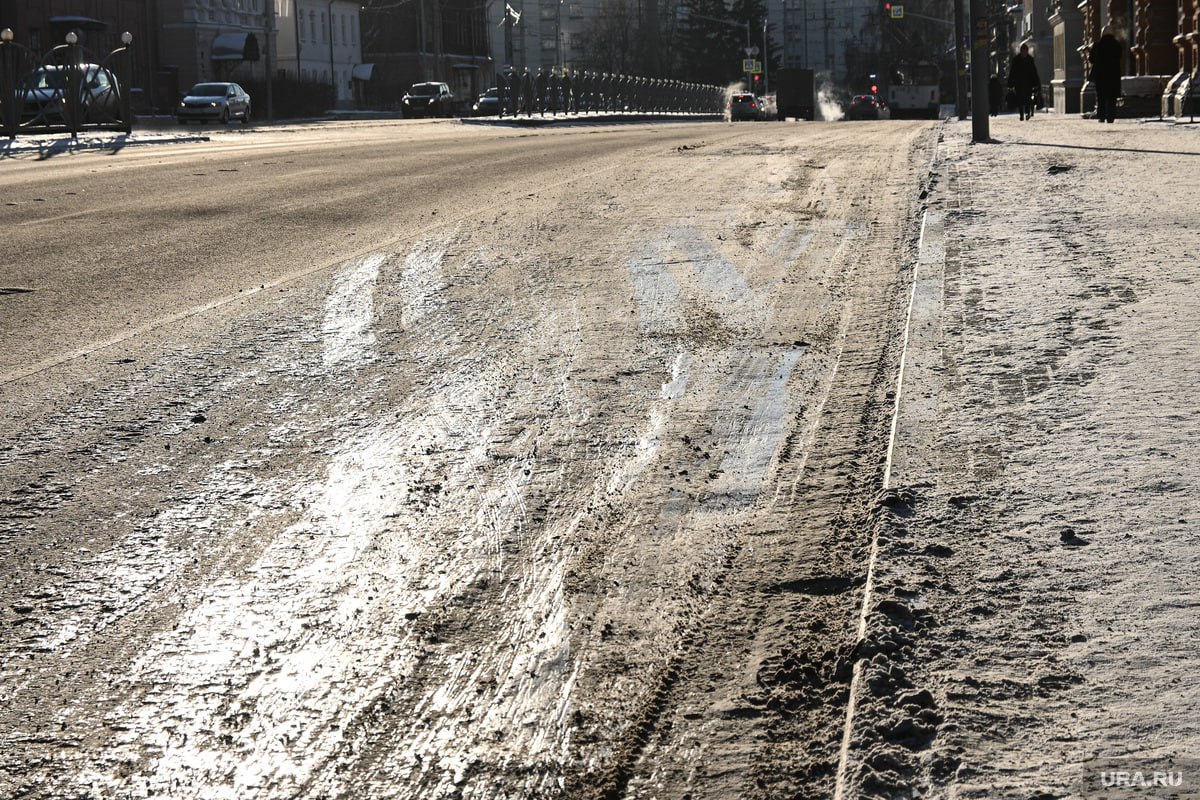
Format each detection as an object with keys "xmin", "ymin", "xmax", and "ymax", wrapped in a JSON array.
[
  {"xmin": 0, "ymin": 28, "xmax": 134, "ymax": 139},
  {"xmin": 496, "ymin": 70, "xmax": 726, "ymax": 118}
]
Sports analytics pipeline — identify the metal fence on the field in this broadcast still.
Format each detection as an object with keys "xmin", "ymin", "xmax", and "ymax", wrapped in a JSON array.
[
  {"xmin": 0, "ymin": 28, "xmax": 133, "ymax": 139},
  {"xmin": 497, "ymin": 70, "xmax": 725, "ymax": 118}
]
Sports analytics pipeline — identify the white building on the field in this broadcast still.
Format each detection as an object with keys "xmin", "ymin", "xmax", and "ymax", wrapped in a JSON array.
[{"xmin": 274, "ymin": 0, "xmax": 364, "ymax": 107}]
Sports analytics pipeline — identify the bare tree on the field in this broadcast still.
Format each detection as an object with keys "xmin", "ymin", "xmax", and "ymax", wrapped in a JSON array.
[{"xmin": 580, "ymin": 0, "xmax": 638, "ymax": 73}]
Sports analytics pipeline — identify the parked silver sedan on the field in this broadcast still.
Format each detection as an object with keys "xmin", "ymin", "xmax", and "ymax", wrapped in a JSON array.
[{"xmin": 177, "ymin": 82, "xmax": 252, "ymax": 125}]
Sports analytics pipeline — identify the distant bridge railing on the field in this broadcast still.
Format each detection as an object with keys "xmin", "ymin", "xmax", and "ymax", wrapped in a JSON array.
[
  {"xmin": 497, "ymin": 70, "xmax": 725, "ymax": 118},
  {"xmin": 0, "ymin": 27, "xmax": 134, "ymax": 139}
]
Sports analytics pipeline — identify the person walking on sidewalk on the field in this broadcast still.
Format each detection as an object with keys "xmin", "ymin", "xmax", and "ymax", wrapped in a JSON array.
[
  {"xmin": 1008, "ymin": 44, "xmax": 1041, "ymax": 120},
  {"xmin": 1090, "ymin": 26, "xmax": 1123, "ymax": 123}
]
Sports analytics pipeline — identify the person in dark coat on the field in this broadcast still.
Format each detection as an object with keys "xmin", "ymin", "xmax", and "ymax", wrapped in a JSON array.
[
  {"xmin": 988, "ymin": 74, "xmax": 1003, "ymax": 116},
  {"xmin": 1090, "ymin": 26, "xmax": 1123, "ymax": 123},
  {"xmin": 1007, "ymin": 43, "xmax": 1041, "ymax": 120}
]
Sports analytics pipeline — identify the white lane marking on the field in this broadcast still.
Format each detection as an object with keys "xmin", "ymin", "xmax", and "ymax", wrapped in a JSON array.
[
  {"xmin": 705, "ymin": 348, "xmax": 804, "ymax": 508},
  {"xmin": 322, "ymin": 254, "xmax": 385, "ymax": 368},
  {"xmin": 608, "ymin": 350, "xmax": 692, "ymax": 497},
  {"xmin": 398, "ymin": 240, "xmax": 449, "ymax": 328},
  {"xmin": 628, "ymin": 241, "xmax": 685, "ymax": 335},
  {"xmin": 667, "ymin": 225, "xmax": 769, "ymax": 329}
]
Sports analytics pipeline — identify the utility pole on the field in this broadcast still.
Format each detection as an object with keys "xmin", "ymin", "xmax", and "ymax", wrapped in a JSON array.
[
  {"xmin": 504, "ymin": 3, "xmax": 514, "ymax": 67},
  {"xmin": 969, "ymin": 0, "xmax": 989, "ymax": 141},
  {"xmin": 955, "ymin": 0, "xmax": 967, "ymax": 119},
  {"xmin": 555, "ymin": 0, "xmax": 562, "ymax": 71},
  {"xmin": 418, "ymin": 0, "xmax": 427, "ymax": 79},
  {"xmin": 328, "ymin": 0, "xmax": 337, "ymax": 104},
  {"xmin": 762, "ymin": 18, "xmax": 768, "ymax": 94},
  {"xmin": 746, "ymin": 20, "xmax": 751, "ymax": 89},
  {"xmin": 264, "ymin": 0, "xmax": 275, "ymax": 121}
]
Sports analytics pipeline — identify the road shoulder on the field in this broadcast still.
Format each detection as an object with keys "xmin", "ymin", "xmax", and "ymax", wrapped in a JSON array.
[{"xmin": 844, "ymin": 116, "xmax": 1200, "ymax": 798}]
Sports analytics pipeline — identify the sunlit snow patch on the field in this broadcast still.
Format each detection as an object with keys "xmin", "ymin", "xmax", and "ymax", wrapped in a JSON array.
[{"xmin": 322, "ymin": 254, "xmax": 385, "ymax": 368}]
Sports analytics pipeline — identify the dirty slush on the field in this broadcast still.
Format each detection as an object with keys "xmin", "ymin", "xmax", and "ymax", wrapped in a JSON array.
[{"xmin": 2, "ymin": 114, "xmax": 1199, "ymax": 800}]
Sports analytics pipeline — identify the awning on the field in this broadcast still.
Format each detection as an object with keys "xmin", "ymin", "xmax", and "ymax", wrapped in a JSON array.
[
  {"xmin": 211, "ymin": 32, "xmax": 260, "ymax": 62},
  {"xmin": 351, "ymin": 63, "xmax": 374, "ymax": 81},
  {"xmin": 452, "ymin": 63, "xmax": 481, "ymax": 70}
]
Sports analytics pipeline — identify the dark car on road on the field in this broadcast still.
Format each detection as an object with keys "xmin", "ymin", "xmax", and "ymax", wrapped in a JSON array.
[
  {"xmin": 846, "ymin": 93, "xmax": 890, "ymax": 120},
  {"xmin": 729, "ymin": 92, "xmax": 765, "ymax": 121},
  {"xmin": 177, "ymin": 82, "xmax": 252, "ymax": 124},
  {"xmin": 471, "ymin": 87, "xmax": 501, "ymax": 116},
  {"xmin": 20, "ymin": 64, "xmax": 122, "ymax": 126},
  {"xmin": 403, "ymin": 82, "xmax": 455, "ymax": 118}
]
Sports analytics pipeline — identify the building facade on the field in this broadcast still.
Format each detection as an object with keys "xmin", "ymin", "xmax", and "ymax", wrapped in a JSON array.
[
  {"xmin": 359, "ymin": 0, "xmax": 491, "ymax": 110},
  {"xmin": 1, "ymin": 0, "xmax": 1195, "ymax": 115},
  {"xmin": 155, "ymin": 0, "xmax": 271, "ymax": 103},
  {"xmin": 1074, "ymin": 0, "xmax": 1198, "ymax": 116},
  {"xmin": 274, "ymin": 0, "xmax": 363, "ymax": 108}
]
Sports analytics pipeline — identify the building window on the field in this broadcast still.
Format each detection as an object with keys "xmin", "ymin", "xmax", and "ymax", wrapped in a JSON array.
[
  {"xmin": 321, "ymin": 11, "xmax": 327, "ymax": 42},
  {"xmin": 310, "ymin": 11, "xmax": 317, "ymax": 42},
  {"xmin": 341, "ymin": 15, "xmax": 348, "ymax": 45}
]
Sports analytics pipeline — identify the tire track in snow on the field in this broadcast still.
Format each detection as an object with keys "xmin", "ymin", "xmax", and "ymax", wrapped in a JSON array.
[
  {"xmin": 75, "ymin": 239, "xmax": 586, "ymax": 799},
  {"xmin": 572, "ymin": 226, "xmax": 806, "ymax": 798}
]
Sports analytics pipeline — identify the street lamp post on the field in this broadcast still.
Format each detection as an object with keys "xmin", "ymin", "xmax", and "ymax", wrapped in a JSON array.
[
  {"xmin": 762, "ymin": 18, "xmax": 768, "ymax": 94},
  {"xmin": 264, "ymin": 0, "xmax": 275, "ymax": 120},
  {"xmin": 555, "ymin": 0, "xmax": 562, "ymax": 71},
  {"xmin": 969, "ymin": 0, "xmax": 989, "ymax": 141},
  {"xmin": 117, "ymin": 31, "xmax": 133, "ymax": 134},
  {"xmin": 0, "ymin": 28, "xmax": 20, "ymax": 139}
]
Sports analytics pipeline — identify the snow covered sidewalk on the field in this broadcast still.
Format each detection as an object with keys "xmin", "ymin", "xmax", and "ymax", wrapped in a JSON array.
[{"xmin": 844, "ymin": 114, "xmax": 1200, "ymax": 799}]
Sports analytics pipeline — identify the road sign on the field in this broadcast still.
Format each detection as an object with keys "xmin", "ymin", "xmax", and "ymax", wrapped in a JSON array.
[
  {"xmin": 742, "ymin": 58, "xmax": 758, "ymax": 73},
  {"xmin": 890, "ymin": 4, "xmax": 904, "ymax": 18}
]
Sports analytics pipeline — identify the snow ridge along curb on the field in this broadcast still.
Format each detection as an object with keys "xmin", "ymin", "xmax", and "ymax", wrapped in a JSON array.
[{"xmin": 833, "ymin": 205, "xmax": 945, "ymax": 800}]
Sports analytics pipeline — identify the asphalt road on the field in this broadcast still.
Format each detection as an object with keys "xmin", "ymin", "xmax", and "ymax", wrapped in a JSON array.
[{"xmin": 0, "ymin": 117, "xmax": 938, "ymax": 799}]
